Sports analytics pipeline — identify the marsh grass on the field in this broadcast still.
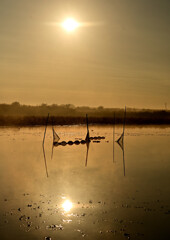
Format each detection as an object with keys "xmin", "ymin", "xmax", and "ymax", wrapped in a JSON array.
[{"xmin": 0, "ymin": 102, "xmax": 169, "ymax": 126}]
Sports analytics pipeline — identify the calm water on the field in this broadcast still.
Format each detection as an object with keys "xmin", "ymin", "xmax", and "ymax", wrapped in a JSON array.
[{"xmin": 0, "ymin": 125, "xmax": 170, "ymax": 240}]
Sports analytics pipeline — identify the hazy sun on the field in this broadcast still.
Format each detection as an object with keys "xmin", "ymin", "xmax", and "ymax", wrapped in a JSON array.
[{"xmin": 62, "ymin": 18, "xmax": 79, "ymax": 32}]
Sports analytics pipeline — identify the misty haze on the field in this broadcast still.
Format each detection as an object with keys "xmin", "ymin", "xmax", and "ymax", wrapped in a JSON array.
[{"xmin": 0, "ymin": 0, "xmax": 170, "ymax": 240}]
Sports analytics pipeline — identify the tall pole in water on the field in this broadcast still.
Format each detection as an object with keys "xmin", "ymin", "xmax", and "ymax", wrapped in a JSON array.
[
  {"xmin": 85, "ymin": 113, "xmax": 90, "ymax": 142},
  {"xmin": 86, "ymin": 114, "xmax": 89, "ymax": 133},
  {"xmin": 123, "ymin": 106, "xmax": 126, "ymax": 136},
  {"xmin": 43, "ymin": 113, "xmax": 49, "ymax": 146},
  {"xmin": 43, "ymin": 144, "xmax": 49, "ymax": 178},
  {"xmin": 42, "ymin": 113, "xmax": 49, "ymax": 178},
  {"xmin": 123, "ymin": 147, "xmax": 125, "ymax": 176},
  {"xmin": 85, "ymin": 114, "xmax": 90, "ymax": 164},
  {"xmin": 113, "ymin": 112, "xmax": 115, "ymax": 163},
  {"xmin": 115, "ymin": 107, "xmax": 126, "ymax": 176},
  {"xmin": 123, "ymin": 106, "xmax": 126, "ymax": 176},
  {"xmin": 85, "ymin": 142, "xmax": 90, "ymax": 167}
]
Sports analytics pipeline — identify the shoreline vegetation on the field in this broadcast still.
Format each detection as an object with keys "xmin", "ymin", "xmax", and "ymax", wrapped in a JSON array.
[{"xmin": 0, "ymin": 102, "xmax": 169, "ymax": 126}]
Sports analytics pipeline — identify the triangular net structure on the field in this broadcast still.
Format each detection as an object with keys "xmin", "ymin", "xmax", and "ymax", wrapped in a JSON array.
[
  {"xmin": 85, "ymin": 130, "xmax": 90, "ymax": 142},
  {"xmin": 116, "ymin": 133, "xmax": 124, "ymax": 151},
  {"xmin": 53, "ymin": 128, "xmax": 60, "ymax": 143}
]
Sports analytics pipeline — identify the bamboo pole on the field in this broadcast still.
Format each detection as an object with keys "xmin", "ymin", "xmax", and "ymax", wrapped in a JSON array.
[
  {"xmin": 42, "ymin": 113, "xmax": 49, "ymax": 177},
  {"xmin": 113, "ymin": 112, "xmax": 115, "ymax": 162},
  {"xmin": 42, "ymin": 113, "xmax": 49, "ymax": 146}
]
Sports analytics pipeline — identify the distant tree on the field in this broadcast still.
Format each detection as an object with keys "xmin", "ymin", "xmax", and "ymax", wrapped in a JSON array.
[
  {"xmin": 97, "ymin": 106, "xmax": 104, "ymax": 110},
  {"xmin": 41, "ymin": 103, "xmax": 47, "ymax": 107},
  {"xmin": 11, "ymin": 101, "xmax": 20, "ymax": 107},
  {"xmin": 65, "ymin": 104, "xmax": 75, "ymax": 109}
]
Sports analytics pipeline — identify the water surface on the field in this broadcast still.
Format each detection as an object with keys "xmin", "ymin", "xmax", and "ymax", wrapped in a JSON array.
[{"xmin": 0, "ymin": 125, "xmax": 170, "ymax": 240}]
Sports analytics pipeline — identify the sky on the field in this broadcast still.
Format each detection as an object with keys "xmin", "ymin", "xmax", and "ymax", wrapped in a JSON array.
[{"xmin": 0, "ymin": 0, "xmax": 170, "ymax": 109}]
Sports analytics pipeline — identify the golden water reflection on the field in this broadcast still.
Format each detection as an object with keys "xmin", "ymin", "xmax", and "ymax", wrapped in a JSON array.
[
  {"xmin": 62, "ymin": 199, "xmax": 73, "ymax": 212},
  {"xmin": 0, "ymin": 126, "xmax": 170, "ymax": 240}
]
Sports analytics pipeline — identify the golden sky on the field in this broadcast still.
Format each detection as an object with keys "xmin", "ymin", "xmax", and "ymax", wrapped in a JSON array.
[{"xmin": 0, "ymin": 0, "xmax": 169, "ymax": 108}]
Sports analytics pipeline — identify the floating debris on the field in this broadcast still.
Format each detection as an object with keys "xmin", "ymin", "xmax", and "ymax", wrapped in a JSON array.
[
  {"xmin": 124, "ymin": 233, "xmax": 130, "ymax": 238},
  {"xmin": 46, "ymin": 224, "xmax": 64, "ymax": 231},
  {"xmin": 76, "ymin": 229, "xmax": 87, "ymax": 237},
  {"xmin": 27, "ymin": 222, "xmax": 32, "ymax": 227},
  {"xmin": 106, "ymin": 230, "xmax": 117, "ymax": 234},
  {"xmin": 35, "ymin": 226, "xmax": 40, "ymax": 230},
  {"xmin": 23, "ymin": 193, "xmax": 29, "ymax": 196},
  {"xmin": 62, "ymin": 219, "xmax": 72, "ymax": 223},
  {"xmin": 19, "ymin": 215, "xmax": 26, "ymax": 221},
  {"xmin": 90, "ymin": 136, "xmax": 105, "ymax": 140},
  {"xmin": 165, "ymin": 210, "xmax": 170, "ymax": 214},
  {"xmin": 45, "ymin": 237, "xmax": 51, "ymax": 240}
]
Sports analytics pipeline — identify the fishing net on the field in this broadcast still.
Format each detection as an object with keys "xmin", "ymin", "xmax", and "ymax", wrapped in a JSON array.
[
  {"xmin": 116, "ymin": 133, "xmax": 124, "ymax": 151},
  {"xmin": 53, "ymin": 128, "xmax": 60, "ymax": 143},
  {"xmin": 85, "ymin": 130, "xmax": 90, "ymax": 142}
]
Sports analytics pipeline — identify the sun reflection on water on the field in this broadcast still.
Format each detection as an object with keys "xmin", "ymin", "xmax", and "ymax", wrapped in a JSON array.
[{"xmin": 62, "ymin": 200, "xmax": 73, "ymax": 212}]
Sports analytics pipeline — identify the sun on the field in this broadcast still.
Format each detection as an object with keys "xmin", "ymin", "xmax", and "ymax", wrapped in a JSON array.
[{"xmin": 62, "ymin": 18, "xmax": 79, "ymax": 32}]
